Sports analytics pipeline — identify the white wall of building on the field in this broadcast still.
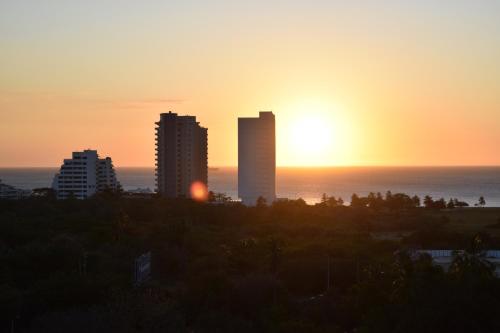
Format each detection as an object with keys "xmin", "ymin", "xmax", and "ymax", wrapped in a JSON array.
[
  {"xmin": 52, "ymin": 150, "xmax": 120, "ymax": 199},
  {"xmin": 238, "ymin": 111, "xmax": 276, "ymax": 206}
]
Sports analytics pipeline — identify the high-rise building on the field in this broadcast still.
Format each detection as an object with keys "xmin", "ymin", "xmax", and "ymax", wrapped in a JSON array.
[
  {"xmin": 155, "ymin": 112, "xmax": 208, "ymax": 198},
  {"xmin": 52, "ymin": 150, "xmax": 121, "ymax": 199},
  {"xmin": 238, "ymin": 111, "xmax": 276, "ymax": 205}
]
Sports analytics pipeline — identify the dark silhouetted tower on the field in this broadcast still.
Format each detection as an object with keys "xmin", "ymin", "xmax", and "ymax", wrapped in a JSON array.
[{"xmin": 155, "ymin": 112, "xmax": 208, "ymax": 198}]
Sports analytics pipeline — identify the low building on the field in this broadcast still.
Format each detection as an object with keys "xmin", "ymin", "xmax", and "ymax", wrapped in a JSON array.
[
  {"xmin": 52, "ymin": 150, "xmax": 121, "ymax": 199},
  {"xmin": 411, "ymin": 249, "xmax": 500, "ymax": 276},
  {"xmin": 0, "ymin": 180, "xmax": 30, "ymax": 199}
]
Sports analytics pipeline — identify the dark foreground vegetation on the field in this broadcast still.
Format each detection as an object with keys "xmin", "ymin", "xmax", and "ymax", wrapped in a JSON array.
[{"xmin": 1, "ymin": 193, "xmax": 500, "ymax": 332}]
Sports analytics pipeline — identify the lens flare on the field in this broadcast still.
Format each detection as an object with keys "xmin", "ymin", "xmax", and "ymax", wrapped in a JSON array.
[{"xmin": 190, "ymin": 181, "xmax": 208, "ymax": 202}]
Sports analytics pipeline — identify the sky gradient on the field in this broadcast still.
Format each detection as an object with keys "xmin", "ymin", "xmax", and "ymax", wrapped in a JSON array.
[{"xmin": 1, "ymin": 0, "xmax": 499, "ymax": 167}]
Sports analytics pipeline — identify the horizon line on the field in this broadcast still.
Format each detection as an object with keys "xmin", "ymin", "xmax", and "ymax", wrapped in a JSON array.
[{"xmin": 2, "ymin": 165, "xmax": 500, "ymax": 169}]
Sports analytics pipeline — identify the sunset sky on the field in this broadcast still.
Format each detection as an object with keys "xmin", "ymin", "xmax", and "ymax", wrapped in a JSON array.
[{"xmin": 1, "ymin": 1, "xmax": 499, "ymax": 167}]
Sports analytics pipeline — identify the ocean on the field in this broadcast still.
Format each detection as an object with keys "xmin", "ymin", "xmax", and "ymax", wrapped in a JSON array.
[{"xmin": 1, "ymin": 167, "xmax": 500, "ymax": 206}]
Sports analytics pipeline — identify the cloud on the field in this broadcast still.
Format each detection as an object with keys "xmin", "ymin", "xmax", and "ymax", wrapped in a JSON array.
[{"xmin": 0, "ymin": 91, "xmax": 186, "ymax": 109}]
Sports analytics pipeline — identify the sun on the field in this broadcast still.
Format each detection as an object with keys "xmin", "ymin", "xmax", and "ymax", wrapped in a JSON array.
[
  {"xmin": 278, "ymin": 100, "xmax": 353, "ymax": 166},
  {"xmin": 290, "ymin": 116, "xmax": 333, "ymax": 155}
]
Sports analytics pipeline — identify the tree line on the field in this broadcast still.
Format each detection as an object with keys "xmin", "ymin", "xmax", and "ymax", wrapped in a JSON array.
[
  {"xmin": 317, "ymin": 191, "xmax": 484, "ymax": 210},
  {"xmin": 0, "ymin": 192, "xmax": 497, "ymax": 332}
]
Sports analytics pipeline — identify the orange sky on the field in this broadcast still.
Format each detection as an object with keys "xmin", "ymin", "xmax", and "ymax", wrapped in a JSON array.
[{"xmin": 1, "ymin": 1, "xmax": 499, "ymax": 167}]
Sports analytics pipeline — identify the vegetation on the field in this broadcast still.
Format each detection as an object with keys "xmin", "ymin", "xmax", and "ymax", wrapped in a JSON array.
[{"xmin": 1, "ymin": 193, "xmax": 500, "ymax": 332}]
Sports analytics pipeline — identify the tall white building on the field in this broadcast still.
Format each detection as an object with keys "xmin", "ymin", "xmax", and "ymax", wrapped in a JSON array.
[
  {"xmin": 155, "ymin": 112, "xmax": 208, "ymax": 198},
  {"xmin": 238, "ymin": 111, "xmax": 276, "ymax": 205},
  {"xmin": 52, "ymin": 150, "xmax": 121, "ymax": 199}
]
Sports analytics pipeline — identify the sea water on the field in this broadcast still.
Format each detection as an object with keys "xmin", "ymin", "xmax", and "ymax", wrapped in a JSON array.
[{"xmin": 1, "ymin": 167, "xmax": 499, "ymax": 206}]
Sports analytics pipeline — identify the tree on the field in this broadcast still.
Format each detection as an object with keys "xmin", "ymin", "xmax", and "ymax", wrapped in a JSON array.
[
  {"xmin": 351, "ymin": 194, "xmax": 364, "ymax": 208},
  {"xmin": 295, "ymin": 198, "xmax": 307, "ymax": 207},
  {"xmin": 256, "ymin": 196, "xmax": 267, "ymax": 208},
  {"xmin": 478, "ymin": 196, "xmax": 486, "ymax": 208},
  {"xmin": 449, "ymin": 235, "xmax": 495, "ymax": 280},
  {"xmin": 367, "ymin": 192, "xmax": 384, "ymax": 211},
  {"xmin": 320, "ymin": 193, "xmax": 329, "ymax": 206},
  {"xmin": 423, "ymin": 196, "xmax": 434, "ymax": 209},
  {"xmin": 434, "ymin": 198, "xmax": 447, "ymax": 210},
  {"xmin": 208, "ymin": 191, "xmax": 216, "ymax": 202},
  {"xmin": 385, "ymin": 190, "xmax": 393, "ymax": 202},
  {"xmin": 31, "ymin": 187, "xmax": 56, "ymax": 199},
  {"xmin": 209, "ymin": 192, "xmax": 232, "ymax": 203},
  {"xmin": 321, "ymin": 195, "xmax": 340, "ymax": 207},
  {"xmin": 447, "ymin": 198, "xmax": 455, "ymax": 209},
  {"xmin": 453, "ymin": 198, "xmax": 469, "ymax": 208},
  {"xmin": 411, "ymin": 195, "xmax": 421, "ymax": 208},
  {"xmin": 367, "ymin": 192, "xmax": 376, "ymax": 208}
]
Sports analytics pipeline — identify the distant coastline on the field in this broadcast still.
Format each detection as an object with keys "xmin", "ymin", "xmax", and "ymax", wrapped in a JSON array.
[{"xmin": 1, "ymin": 166, "xmax": 500, "ymax": 207}]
